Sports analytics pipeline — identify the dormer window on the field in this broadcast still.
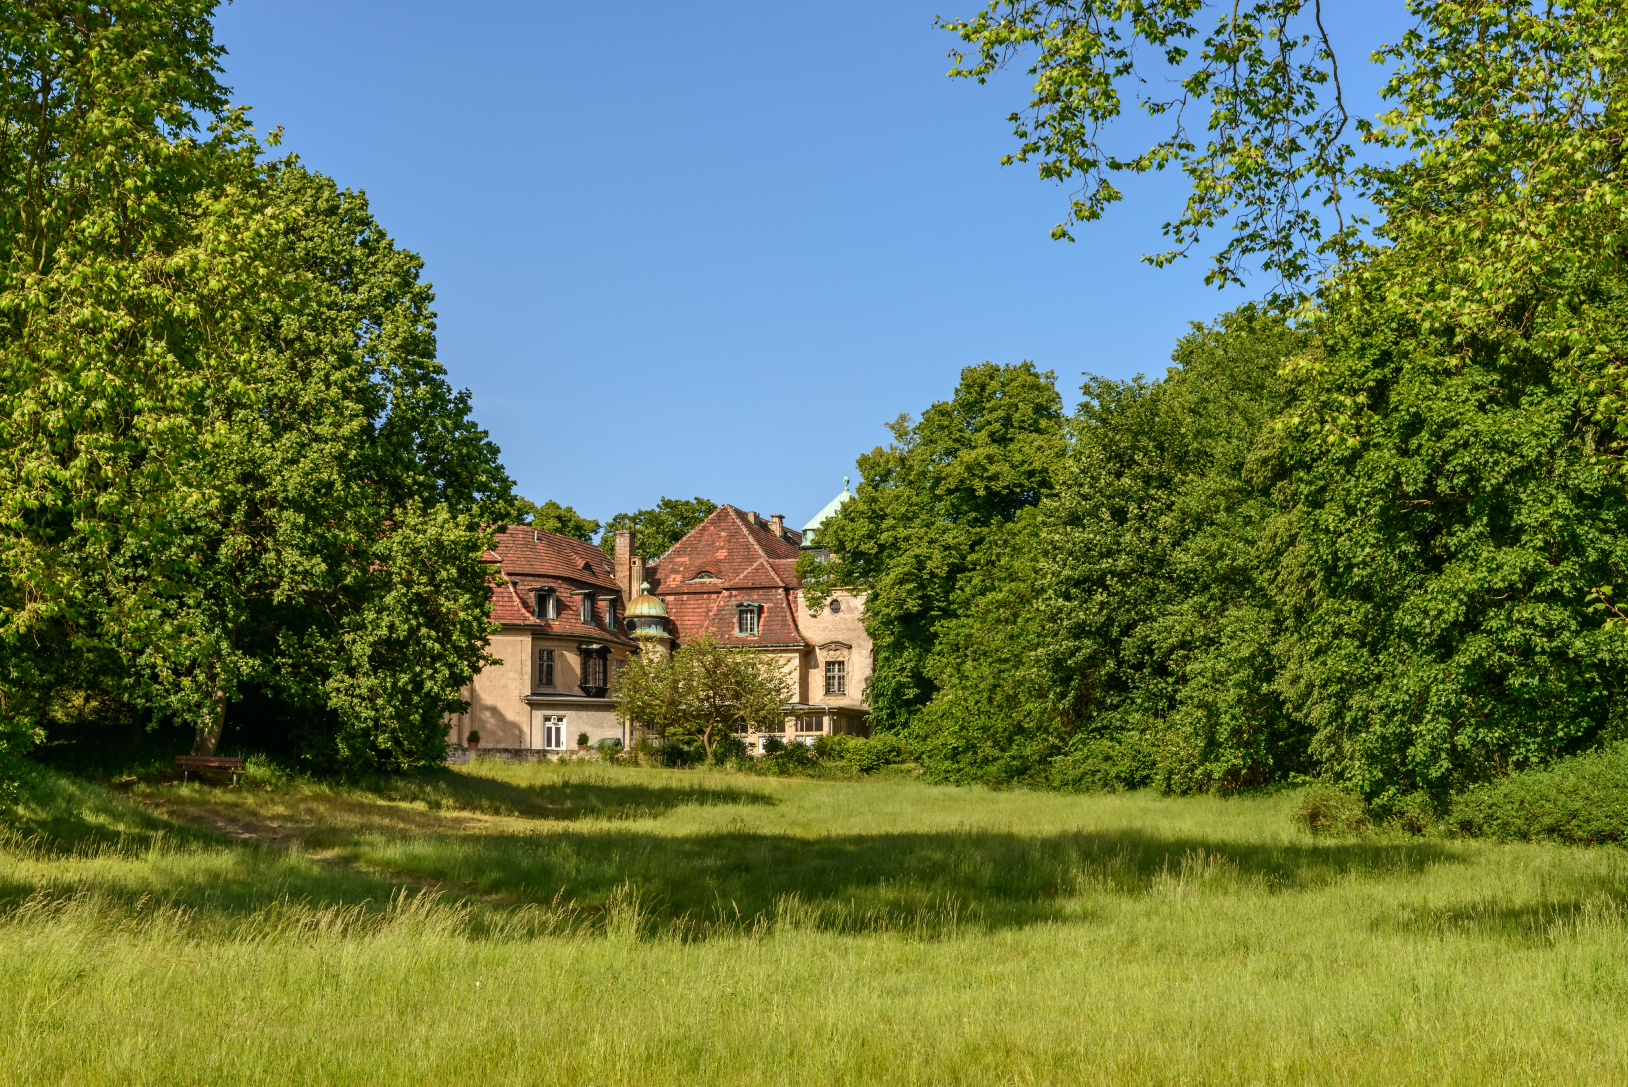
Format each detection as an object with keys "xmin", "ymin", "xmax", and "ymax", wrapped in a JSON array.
[
  {"xmin": 736, "ymin": 603, "xmax": 761, "ymax": 636},
  {"xmin": 580, "ymin": 592, "xmax": 595, "ymax": 624},
  {"xmin": 688, "ymin": 571, "xmax": 722, "ymax": 582},
  {"xmin": 533, "ymin": 587, "xmax": 558, "ymax": 621},
  {"xmin": 605, "ymin": 598, "xmax": 617, "ymax": 629}
]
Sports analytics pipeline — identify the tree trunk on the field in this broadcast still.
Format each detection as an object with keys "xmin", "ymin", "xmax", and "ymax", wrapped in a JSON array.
[{"xmin": 192, "ymin": 680, "xmax": 227, "ymax": 756}]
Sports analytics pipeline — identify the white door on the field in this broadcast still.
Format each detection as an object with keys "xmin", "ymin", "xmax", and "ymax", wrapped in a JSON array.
[
  {"xmin": 529, "ymin": 711, "xmax": 567, "ymax": 750},
  {"xmin": 529, "ymin": 712, "xmax": 566, "ymax": 750}
]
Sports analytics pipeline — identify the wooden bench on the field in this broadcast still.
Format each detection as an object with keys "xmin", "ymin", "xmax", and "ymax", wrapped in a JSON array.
[{"xmin": 175, "ymin": 755, "xmax": 245, "ymax": 787}]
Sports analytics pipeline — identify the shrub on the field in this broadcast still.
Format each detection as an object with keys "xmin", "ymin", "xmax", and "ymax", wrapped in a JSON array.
[
  {"xmin": 240, "ymin": 754, "xmax": 292, "ymax": 789},
  {"xmin": 760, "ymin": 737, "xmax": 786, "ymax": 756},
  {"xmin": 576, "ymin": 732, "xmax": 590, "ymax": 747},
  {"xmin": 814, "ymin": 734, "xmax": 911, "ymax": 773},
  {"xmin": 1449, "ymin": 744, "xmax": 1628, "ymax": 844},
  {"xmin": 1293, "ymin": 785, "xmax": 1369, "ymax": 835},
  {"xmin": 464, "ymin": 730, "xmax": 480, "ymax": 745}
]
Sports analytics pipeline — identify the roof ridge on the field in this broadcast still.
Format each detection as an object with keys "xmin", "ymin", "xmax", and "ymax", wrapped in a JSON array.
[{"xmin": 730, "ymin": 506, "xmax": 788, "ymax": 587}]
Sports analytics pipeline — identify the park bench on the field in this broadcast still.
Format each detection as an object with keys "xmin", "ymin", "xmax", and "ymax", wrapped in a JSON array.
[{"xmin": 175, "ymin": 755, "xmax": 245, "ymax": 787}]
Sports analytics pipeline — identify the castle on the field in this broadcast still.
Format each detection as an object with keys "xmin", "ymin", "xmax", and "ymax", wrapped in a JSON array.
[{"xmin": 444, "ymin": 482, "xmax": 869, "ymax": 753}]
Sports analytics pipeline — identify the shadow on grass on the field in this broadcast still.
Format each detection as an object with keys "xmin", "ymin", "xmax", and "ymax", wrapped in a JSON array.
[
  {"xmin": 23, "ymin": 770, "xmax": 1615, "ymax": 943},
  {"xmin": 350, "ymin": 767, "xmax": 777, "ymax": 822},
  {"xmin": 338, "ymin": 823, "xmax": 1470, "ymax": 936}
]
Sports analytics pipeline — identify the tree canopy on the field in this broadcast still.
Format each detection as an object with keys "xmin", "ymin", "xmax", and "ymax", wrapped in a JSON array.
[
  {"xmin": 515, "ymin": 498, "xmax": 601, "ymax": 543},
  {"xmin": 0, "ymin": 4, "xmax": 512, "ymax": 779},
  {"xmin": 601, "ymin": 497, "xmax": 718, "ymax": 560},
  {"xmin": 615, "ymin": 634, "xmax": 792, "ymax": 760}
]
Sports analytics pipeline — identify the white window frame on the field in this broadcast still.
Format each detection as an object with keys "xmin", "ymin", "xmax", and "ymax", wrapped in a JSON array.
[
  {"xmin": 737, "ymin": 603, "xmax": 760, "ymax": 636},
  {"xmin": 529, "ymin": 711, "xmax": 567, "ymax": 750},
  {"xmin": 825, "ymin": 660, "xmax": 846, "ymax": 696}
]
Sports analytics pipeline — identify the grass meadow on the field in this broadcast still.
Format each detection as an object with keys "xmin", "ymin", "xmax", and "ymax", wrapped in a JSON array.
[{"xmin": 4, "ymin": 760, "xmax": 1628, "ymax": 1085}]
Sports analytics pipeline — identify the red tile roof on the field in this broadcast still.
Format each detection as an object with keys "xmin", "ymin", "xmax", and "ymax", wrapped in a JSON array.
[
  {"xmin": 648, "ymin": 505, "xmax": 810, "ymax": 647},
  {"xmin": 481, "ymin": 526, "xmax": 635, "ymax": 646}
]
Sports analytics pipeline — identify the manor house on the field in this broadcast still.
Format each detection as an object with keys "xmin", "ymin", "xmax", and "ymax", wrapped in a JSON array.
[{"xmin": 445, "ymin": 482, "xmax": 871, "ymax": 753}]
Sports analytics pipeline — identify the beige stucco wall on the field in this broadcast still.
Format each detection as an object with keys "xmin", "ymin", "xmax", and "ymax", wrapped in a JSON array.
[
  {"xmin": 445, "ymin": 628, "xmax": 632, "ymax": 749},
  {"xmin": 793, "ymin": 589, "xmax": 871, "ymax": 712}
]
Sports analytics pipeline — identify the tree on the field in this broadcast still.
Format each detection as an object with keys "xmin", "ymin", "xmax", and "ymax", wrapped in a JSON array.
[
  {"xmin": 615, "ymin": 633, "xmax": 792, "ymax": 760},
  {"xmin": 797, "ymin": 362, "xmax": 1066, "ymax": 730},
  {"xmin": 515, "ymin": 498, "xmax": 600, "ymax": 542},
  {"xmin": 600, "ymin": 497, "xmax": 717, "ymax": 559},
  {"xmin": 1040, "ymin": 312, "xmax": 1307, "ymax": 792},
  {"xmin": 0, "ymin": 0, "xmax": 275, "ymax": 784}
]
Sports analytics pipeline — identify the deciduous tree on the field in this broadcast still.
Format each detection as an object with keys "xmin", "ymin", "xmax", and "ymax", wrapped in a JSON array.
[{"xmin": 615, "ymin": 633, "xmax": 791, "ymax": 760}]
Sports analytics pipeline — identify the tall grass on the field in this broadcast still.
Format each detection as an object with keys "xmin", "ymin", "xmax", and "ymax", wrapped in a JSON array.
[{"xmin": 4, "ymin": 761, "xmax": 1628, "ymax": 1084}]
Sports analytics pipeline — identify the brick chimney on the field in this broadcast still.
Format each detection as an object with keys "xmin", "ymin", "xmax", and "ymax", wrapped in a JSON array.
[
  {"xmin": 770, "ymin": 514, "xmax": 785, "ymax": 538},
  {"xmin": 613, "ymin": 529, "xmax": 635, "ymax": 598},
  {"xmin": 745, "ymin": 511, "xmax": 758, "ymax": 526}
]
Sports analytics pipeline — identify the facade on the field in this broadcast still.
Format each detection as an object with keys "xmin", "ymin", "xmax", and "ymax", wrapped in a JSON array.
[
  {"xmin": 641, "ymin": 485, "xmax": 872, "ymax": 750},
  {"xmin": 447, "ymin": 482, "xmax": 870, "ymax": 756},
  {"xmin": 444, "ymin": 526, "xmax": 650, "ymax": 752}
]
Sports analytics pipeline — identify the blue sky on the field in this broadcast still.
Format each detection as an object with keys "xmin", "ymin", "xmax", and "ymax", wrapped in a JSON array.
[{"xmin": 214, "ymin": 1, "xmax": 1415, "ymax": 533}]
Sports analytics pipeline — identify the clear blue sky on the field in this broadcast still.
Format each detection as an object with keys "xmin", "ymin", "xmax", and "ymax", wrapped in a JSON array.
[{"xmin": 213, "ymin": 1, "xmax": 1413, "ymax": 533}]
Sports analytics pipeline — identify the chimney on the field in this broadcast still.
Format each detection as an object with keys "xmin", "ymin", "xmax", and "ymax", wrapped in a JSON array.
[
  {"xmin": 770, "ymin": 514, "xmax": 784, "ymax": 538},
  {"xmin": 630, "ymin": 555, "xmax": 647, "ymax": 595},
  {"xmin": 746, "ymin": 511, "xmax": 758, "ymax": 526},
  {"xmin": 613, "ymin": 529, "xmax": 634, "ymax": 598}
]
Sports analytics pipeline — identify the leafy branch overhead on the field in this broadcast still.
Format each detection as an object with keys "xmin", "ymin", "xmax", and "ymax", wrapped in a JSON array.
[{"xmin": 942, "ymin": 0, "xmax": 1628, "ymax": 326}]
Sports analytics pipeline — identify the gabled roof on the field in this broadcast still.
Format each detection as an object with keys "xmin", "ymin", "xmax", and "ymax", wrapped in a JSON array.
[
  {"xmin": 800, "ymin": 478, "xmax": 853, "ymax": 546},
  {"xmin": 650, "ymin": 506, "xmax": 802, "ymax": 594},
  {"xmin": 647, "ymin": 505, "xmax": 809, "ymax": 647}
]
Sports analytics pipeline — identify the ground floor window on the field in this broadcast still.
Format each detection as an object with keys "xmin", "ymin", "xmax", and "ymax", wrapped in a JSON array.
[
  {"xmin": 796, "ymin": 715, "xmax": 824, "ymax": 733},
  {"xmin": 530, "ymin": 711, "xmax": 567, "ymax": 750}
]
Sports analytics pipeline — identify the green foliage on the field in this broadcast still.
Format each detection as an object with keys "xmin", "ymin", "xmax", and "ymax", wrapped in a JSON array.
[
  {"xmin": 464, "ymin": 731, "xmax": 480, "ymax": 745},
  {"xmin": 1292, "ymin": 786, "xmax": 1370, "ymax": 837},
  {"xmin": 799, "ymin": 362, "xmax": 1066, "ymax": 730},
  {"xmin": 615, "ymin": 633, "xmax": 793, "ymax": 758},
  {"xmin": 514, "ymin": 498, "xmax": 600, "ymax": 542},
  {"xmin": 1277, "ymin": 283, "xmax": 1628, "ymax": 807},
  {"xmin": 1042, "ymin": 312, "xmax": 1308, "ymax": 792},
  {"xmin": 813, "ymin": 733, "xmax": 913, "ymax": 773},
  {"xmin": 600, "ymin": 497, "xmax": 717, "ymax": 559},
  {"xmin": 1449, "ymin": 743, "xmax": 1628, "ymax": 845},
  {"xmin": 0, "ymin": 8, "xmax": 508, "ymax": 780},
  {"xmin": 0, "ymin": 1, "xmax": 269, "ymax": 780}
]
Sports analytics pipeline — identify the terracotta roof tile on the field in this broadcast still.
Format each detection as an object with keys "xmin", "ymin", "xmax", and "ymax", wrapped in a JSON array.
[
  {"xmin": 478, "ymin": 526, "xmax": 635, "ymax": 646},
  {"xmin": 648, "ymin": 505, "xmax": 811, "ymax": 647}
]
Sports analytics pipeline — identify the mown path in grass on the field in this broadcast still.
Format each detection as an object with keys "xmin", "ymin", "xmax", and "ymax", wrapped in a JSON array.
[{"xmin": 5, "ymin": 762, "xmax": 1628, "ymax": 1085}]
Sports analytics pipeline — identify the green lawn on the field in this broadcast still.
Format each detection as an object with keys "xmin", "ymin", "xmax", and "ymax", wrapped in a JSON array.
[{"xmin": 4, "ymin": 761, "xmax": 1628, "ymax": 1085}]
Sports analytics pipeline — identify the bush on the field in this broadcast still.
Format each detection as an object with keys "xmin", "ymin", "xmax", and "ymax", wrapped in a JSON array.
[
  {"xmin": 1293, "ymin": 785, "xmax": 1369, "ymax": 835},
  {"xmin": 1449, "ymin": 744, "xmax": 1628, "ymax": 844},
  {"xmin": 813, "ymin": 734, "xmax": 911, "ymax": 774},
  {"xmin": 464, "ymin": 730, "xmax": 480, "ymax": 745}
]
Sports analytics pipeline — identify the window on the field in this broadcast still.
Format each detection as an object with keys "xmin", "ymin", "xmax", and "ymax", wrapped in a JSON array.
[
  {"xmin": 582, "ymin": 653, "xmax": 607, "ymax": 690},
  {"xmin": 613, "ymin": 659, "xmax": 626, "ymax": 691},
  {"xmin": 688, "ymin": 571, "xmax": 721, "ymax": 582},
  {"xmin": 580, "ymin": 594, "xmax": 595, "ymax": 624},
  {"xmin": 605, "ymin": 599, "xmax": 617, "ymax": 629},
  {"xmin": 534, "ymin": 587, "xmax": 557, "ymax": 620},
  {"xmin": 736, "ymin": 603, "xmax": 760, "ymax": 636},
  {"xmin": 824, "ymin": 660, "xmax": 846, "ymax": 696},
  {"xmin": 829, "ymin": 598, "xmax": 842, "ymax": 614},
  {"xmin": 537, "ymin": 648, "xmax": 555, "ymax": 689},
  {"xmin": 797, "ymin": 715, "xmax": 823, "ymax": 734}
]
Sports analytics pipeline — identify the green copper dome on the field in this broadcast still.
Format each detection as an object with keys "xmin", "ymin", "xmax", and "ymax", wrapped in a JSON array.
[
  {"xmin": 626, "ymin": 582, "xmax": 668, "ymax": 618},
  {"xmin": 800, "ymin": 477, "xmax": 854, "ymax": 548}
]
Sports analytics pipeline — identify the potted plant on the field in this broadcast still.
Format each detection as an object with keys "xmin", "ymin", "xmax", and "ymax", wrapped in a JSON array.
[
  {"xmin": 577, "ymin": 731, "xmax": 590, "ymax": 752},
  {"xmin": 466, "ymin": 730, "xmax": 481, "ymax": 749}
]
